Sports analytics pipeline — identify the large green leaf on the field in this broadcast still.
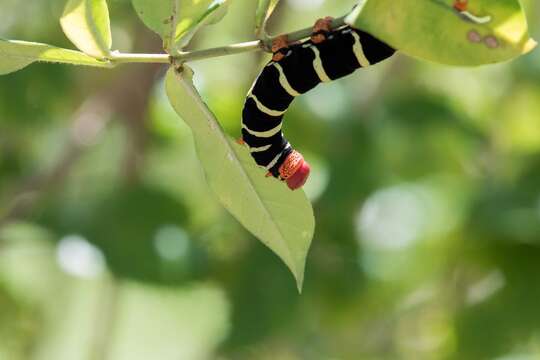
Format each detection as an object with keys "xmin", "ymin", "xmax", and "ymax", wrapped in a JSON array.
[
  {"xmin": 60, "ymin": 0, "xmax": 112, "ymax": 58},
  {"xmin": 346, "ymin": 0, "xmax": 536, "ymax": 66},
  {"xmin": 0, "ymin": 39, "xmax": 113, "ymax": 75},
  {"xmin": 255, "ymin": 0, "xmax": 280, "ymax": 37},
  {"xmin": 165, "ymin": 66, "xmax": 314, "ymax": 290},
  {"xmin": 131, "ymin": 0, "xmax": 230, "ymax": 51}
]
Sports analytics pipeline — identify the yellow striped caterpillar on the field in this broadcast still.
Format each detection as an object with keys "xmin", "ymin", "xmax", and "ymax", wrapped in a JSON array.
[{"xmin": 241, "ymin": 18, "xmax": 395, "ymax": 190}]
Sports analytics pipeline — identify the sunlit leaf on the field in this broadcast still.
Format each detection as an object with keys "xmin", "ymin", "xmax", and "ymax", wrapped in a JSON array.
[
  {"xmin": 131, "ymin": 0, "xmax": 230, "ymax": 51},
  {"xmin": 176, "ymin": 0, "xmax": 231, "ymax": 49},
  {"xmin": 346, "ymin": 0, "xmax": 536, "ymax": 66},
  {"xmin": 255, "ymin": 0, "xmax": 280, "ymax": 37},
  {"xmin": 165, "ymin": 66, "xmax": 314, "ymax": 290},
  {"xmin": 0, "ymin": 39, "xmax": 113, "ymax": 75},
  {"xmin": 60, "ymin": 0, "xmax": 112, "ymax": 58},
  {"xmin": 130, "ymin": 0, "xmax": 173, "ymax": 43}
]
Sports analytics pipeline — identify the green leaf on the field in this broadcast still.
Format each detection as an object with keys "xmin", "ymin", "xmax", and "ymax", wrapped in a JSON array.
[
  {"xmin": 165, "ymin": 66, "xmax": 314, "ymax": 291},
  {"xmin": 0, "ymin": 39, "xmax": 113, "ymax": 75},
  {"xmin": 346, "ymin": 0, "xmax": 537, "ymax": 66},
  {"xmin": 176, "ymin": 0, "xmax": 231, "ymax": 49},
  {"xmin": 255, "ymin": 0, "xmax": 280, "ymax": 37},
  {"xmin": 131, "ymin": 0, "xmax": 231, "ymax": 51},
  {"xmin": 60, "ymin": 0, "xmax": 112, "ymax": 58},
  {"xmin": 130, "ymin": 0, "xmax": 173, "ymax": 43}
]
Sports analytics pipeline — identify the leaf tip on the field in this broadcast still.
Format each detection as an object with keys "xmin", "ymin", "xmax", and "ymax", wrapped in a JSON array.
[
  {"xmin": 289, "ymin": 257, "xmax": 308, "ymax": 294},
  {"xmin": 295, "ymin": 273, "xmax": 304, "ymax": 294}
]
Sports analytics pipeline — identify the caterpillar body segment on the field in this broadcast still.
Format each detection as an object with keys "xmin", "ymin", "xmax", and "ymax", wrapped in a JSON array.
[{"xmin": 241, "ymin": 22, "xmax": 396, "ymax": 190}]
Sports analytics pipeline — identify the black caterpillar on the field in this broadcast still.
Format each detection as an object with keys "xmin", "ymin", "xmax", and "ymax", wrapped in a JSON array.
[{"xmin": 241, "ymin": 22, "xmax": 396, "ymax": 190}]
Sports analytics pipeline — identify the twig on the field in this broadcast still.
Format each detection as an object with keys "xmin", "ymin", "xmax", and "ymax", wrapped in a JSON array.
[
  {"xmin": 108, "ymin": 15, "xmax": 348, "ymax": 65},
  {"xmin": 176, "ymin": 40, "xmax": 264, "ymax": 62},
  {"xmin": 109, "ymin": 52, "xmax": 171, "ymax": 64}
]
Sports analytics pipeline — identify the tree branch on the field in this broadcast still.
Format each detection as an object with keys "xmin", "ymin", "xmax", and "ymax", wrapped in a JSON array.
[
  {"xmin": 109, "ymin": 52, "xmax": 170, "ymax": 64},
  {"xmin": 108, "ymin": 16, "xmax": 348, "ymax": 65}
]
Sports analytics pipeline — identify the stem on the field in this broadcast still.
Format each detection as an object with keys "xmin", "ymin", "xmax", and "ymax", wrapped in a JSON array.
[
  {"xmin": 108, "ymin": 15, "xmax": 348, "ymax": 65},
  {"xmin": 110, "ymin": 52, "xmax": 170, "ymax": 64},
  {"xmin": 176, "ymin": 40, "xmax": 264, "ymax": 62}
]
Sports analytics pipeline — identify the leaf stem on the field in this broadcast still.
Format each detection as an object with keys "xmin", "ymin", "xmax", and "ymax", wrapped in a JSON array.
[
  {"xmin": 176, "ymin": 40, "xmax": 264, "ymax": 62},
  {"xmin": 110, "ymin": 52, "xmax": 171, "ymax": 64},
  {"xmin": 108, "ymin": 15, "xmax": 347, "ymax": 65}
]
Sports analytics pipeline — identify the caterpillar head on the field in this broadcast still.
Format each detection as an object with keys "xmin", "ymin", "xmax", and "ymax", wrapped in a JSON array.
[{"xmin": 279, "ymin": 150, "xmax": 311, "ymax": 190}]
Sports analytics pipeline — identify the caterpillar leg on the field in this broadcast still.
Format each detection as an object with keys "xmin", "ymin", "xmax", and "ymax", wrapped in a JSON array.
[
  {"xmin": 311, "ymin": 16, "xmax": 334, "ymax": 44},
  {"xmin": 272, "ymin": 35, "xmax": 290, "ymax": 62}
]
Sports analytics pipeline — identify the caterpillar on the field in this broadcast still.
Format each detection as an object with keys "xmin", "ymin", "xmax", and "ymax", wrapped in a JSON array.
[{"xmin": 241, "ymin": 18, "xmax": 396, "ymax": 190}]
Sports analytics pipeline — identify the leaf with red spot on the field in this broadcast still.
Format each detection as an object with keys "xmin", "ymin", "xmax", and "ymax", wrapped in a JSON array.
[{"xmin": 347, "ymin": 0, "xmax": 536, "ymax": 66}]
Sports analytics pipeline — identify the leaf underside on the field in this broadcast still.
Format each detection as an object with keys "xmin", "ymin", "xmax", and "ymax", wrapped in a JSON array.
[
  {"xmin": 347, "ymin": 0, "xmax": 536, "ymax": 66},
  {"xmin": 165, "ymin": 66, "xmax": 314, "ymax": 291}
]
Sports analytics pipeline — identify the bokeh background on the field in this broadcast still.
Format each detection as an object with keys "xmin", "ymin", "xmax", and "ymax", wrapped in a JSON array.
[{"xmin": 2, "ymin": 0, "xmax": 540, "ymax": 359}]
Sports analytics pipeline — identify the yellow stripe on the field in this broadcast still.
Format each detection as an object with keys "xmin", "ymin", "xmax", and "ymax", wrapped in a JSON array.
[
  {"xmin": 265, "ymin": 144, "xmax": 291, "ymax": 170},
  {"xmin": 249, "ymin": 94, "xmax": 286, "ymax": 117},
  {"xmin": 250, "ymin": 144, "xmax": 272, "ymax": 153},
  {"xmin": 274, "ymin": 63, "xmax": 301, "ymax": 97},
  {"xmin": 247, "ymin": 80, "xmax": 257, "ymax": 95},
  {"xmin": 310, "ymin": 46, "xmax": 332, "ymax": 83},
  {"xmin": 351, "ymin": 32, "xmax": 371, "ymax": 68},
  {"xmin": 242, "ymin": 124, "xmax": 282, "ymax": 138}
]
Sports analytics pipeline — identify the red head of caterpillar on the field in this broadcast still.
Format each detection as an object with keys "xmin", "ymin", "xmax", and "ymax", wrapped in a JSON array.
[{"xmin": 279, "ymin": 151, "xmax": 311, "ymax": 190}]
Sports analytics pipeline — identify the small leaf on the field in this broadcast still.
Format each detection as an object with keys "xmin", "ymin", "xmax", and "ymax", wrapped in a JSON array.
[
  {"xmin": 0, "ymin": 39, "xmax": 113, "ymax": 75},
  {"xmin": 165, "ymin": 66, "xmax": 314, "ymax": 291},
  {"xmin": 130, "ymin": 0, "xmax": 173, "ymax": 42},
  {"xmin": 255, "ymin": 0, "xmax": 280, "ymax": 37},
  {"xmin": 60, "ymin": 0, "xmax": 112, "ymax": 58},
  {"xmin": 346, "ymin": 0, "xmax": 536, "ymax": 66},
  {"xmin": 176, "ymin": 0, "xmax": 231, "ymax": 49},
  {"xmin": 131, "ymin": 0, "xmax": 231, "ymax": 51}
]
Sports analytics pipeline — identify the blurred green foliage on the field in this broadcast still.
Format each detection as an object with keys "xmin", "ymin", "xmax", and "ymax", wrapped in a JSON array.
[{"xmin": 2, "ymin": 0, "xmax": 540, "ymax": 359}]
